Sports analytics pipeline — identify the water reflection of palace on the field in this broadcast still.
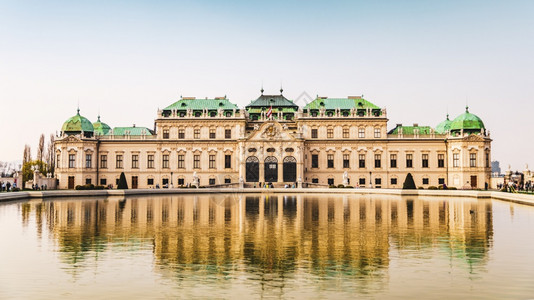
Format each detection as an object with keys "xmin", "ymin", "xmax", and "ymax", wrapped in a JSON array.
[{"xmin": 25, "ymin": 195, "xmax": 493, "ymax": 279}]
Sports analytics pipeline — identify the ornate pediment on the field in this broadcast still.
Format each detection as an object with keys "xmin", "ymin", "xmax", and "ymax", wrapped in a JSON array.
[
  {"xmin": 462, "ymin": 134, "xmax": 485, "ymax": 142},
  {"xmin": 64, "ymin": 135, "xmax": 82, "ymax": 143},
  {"xmin": 246, "ymin": 121, "xmax": 297, "ymax": 142}
]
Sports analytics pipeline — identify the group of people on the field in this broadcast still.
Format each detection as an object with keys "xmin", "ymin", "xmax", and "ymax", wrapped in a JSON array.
[
  {"xmin": 499, "ymin": 180, "xmax": 534, "ymax": 193},
  {"xmin": 31, "ymin": 183, "xmax": 48, "ymax": 190},
  {"xmin": 0, "ymin": 181, "xmax": 14, "ymax": 192}
]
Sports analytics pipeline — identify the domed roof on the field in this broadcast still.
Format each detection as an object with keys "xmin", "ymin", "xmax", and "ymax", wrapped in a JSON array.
[
  {"xmin": 62, "ymin": 109, "xmax": 94, "ymax": 133},
  {"xmin": 435, "ymin": 114, "xmax": 452, "ymax": 134},
  {"xmin": 450, "ymin": 107, "xmax": 485, "ymax": 132},
  {"xmin": 93, "ymin": 115, "xmax": 111, "ymax": 135}
]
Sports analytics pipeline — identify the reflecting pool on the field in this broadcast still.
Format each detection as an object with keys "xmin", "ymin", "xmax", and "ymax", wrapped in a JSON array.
[{"xmin": 1, "ymin": 194, "xmax": 534, "ymax": 299}]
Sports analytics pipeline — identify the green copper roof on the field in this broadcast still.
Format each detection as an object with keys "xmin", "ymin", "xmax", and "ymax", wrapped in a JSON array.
[
  {"xmin": 108, "ymin": 126, "xmax": 153, "ymax": 136},
  {"xmin": 435, "ymin": 114, "xmax": 452, "ymax": 134},
  {"xmin": 245, "ymin": 94, "xmax": 298, "ymax": 110},
  {"xmin": 388, "ymin": 125, "xmax": 433, "ymax": 135},
  {"xmin": 93, "ymin": 115, "xmax": 111, "ymax": 135},
  {"xmin": 450, "ymin": 107, "xmax": 485, "ymax": 132},
  {"xmin": 304, "ymin": 97, "xmax": 380, "ymax": 110},
  {"xmin": 163, "ymin": 98, "xmax": 238, "ymax": 111},
  {"xmin": 62, "ymin": 109, "xmax": 94, "ymax": 133}
]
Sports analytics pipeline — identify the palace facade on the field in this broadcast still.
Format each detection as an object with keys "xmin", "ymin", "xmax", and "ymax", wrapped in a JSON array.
[{"xmin": 55, "ymin": 90, "xmax": 492, "ymax": 189}]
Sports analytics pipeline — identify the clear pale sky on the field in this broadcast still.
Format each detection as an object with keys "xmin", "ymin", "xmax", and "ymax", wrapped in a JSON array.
[{"xmin": 1, "ymin": 0, "xmax": 533, "ymax": 170}]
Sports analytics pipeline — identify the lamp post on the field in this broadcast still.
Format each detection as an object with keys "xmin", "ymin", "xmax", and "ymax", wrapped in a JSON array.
[
  {"xmin": 171, "ymin": 172, "xmax": 173, "ymax": 187},
  {"xmin": 369, "ymin": 171, "xmax": 372, "ymax": 188}
]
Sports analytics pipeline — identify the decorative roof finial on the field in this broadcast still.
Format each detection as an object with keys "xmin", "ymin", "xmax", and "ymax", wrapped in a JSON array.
[
  {"xmin": 97, "ymin": 115, "xmax": 101, "ymax": 122},
  {"xmin": 77, "ymin": 107, "xmax": 80, "ymax": 115},
  {"xmin": 466, "ymin": 105, "xmax": 469, "ymax": 113},
  {"xmin": 446, "ymin": 113, "xmax": 449, "ymax": 120},
  {"xmin": 280, "ymin": 84, "xmax": 283, "ymax": 95},
  {"xmin": 260, "ymin": 84, "xmax": 264, "ymax": 95}
]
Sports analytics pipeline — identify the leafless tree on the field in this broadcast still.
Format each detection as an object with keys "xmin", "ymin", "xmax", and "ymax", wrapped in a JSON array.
[
  {"xmin": 23, "ymin": 144, "xmax": 32, "ymax": 164},
  {"xmin": 37, "ymin": 134, "xmax": 45, "ymax": 161},
  {"xmin": 46, "ymin": 134, "xmax": 55, "ymax": 175}
]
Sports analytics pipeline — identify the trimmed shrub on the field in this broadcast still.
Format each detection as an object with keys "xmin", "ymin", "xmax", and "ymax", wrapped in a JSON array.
[
  {"xmin": 117, "ymin": 172, "xmax": 128, "ymax": 189},
  {"xmin": 337, "ymin": 184, "xmax": 345, "ymax": 188},
  {"xmin": 418, "ymin": 187, "xmax": 425, "ymax": 189},
  {"xmin": 402, "ymin": 173, "xmax": 417, "ymax": 190},
  {"xmin": 428, "ymin": 186, "xmax": 438, "ymax": 190},
  {"xmin": 448, "ymin": 187, "xmax": 457, "ymax": 190}
]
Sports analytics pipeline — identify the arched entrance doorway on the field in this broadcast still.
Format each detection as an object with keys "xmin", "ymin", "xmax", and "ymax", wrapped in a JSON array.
[
  {"xmin": 264, "ymin": 156, "xmax": 278, "ymax": 182},
  {"xmin": 246, "ymin": 156, "xmax": 259, "ymax": 182},
  {"xmin": 283, "ymin": 156, "xmax": 297, "ymax": 182}
]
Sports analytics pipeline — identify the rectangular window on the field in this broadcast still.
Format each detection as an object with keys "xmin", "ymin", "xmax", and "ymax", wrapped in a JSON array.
[
  {"xmin": 311, "ymin": 128, "xmax": 318, "ymax": 138},
  {"xmin": 100, "ymin": 155, "xmax": 107, "ymax": 169},
  {"xmin": 163, "ymin": 129, "xmax": 169, "ymax": 139},
  {"xmin": 390, "ymin": 154, "xmax": 397, "ymax": 168},
  {"xmin": 116, "ymin": 154, "xmax": 123, "ymax": 169},
  {"xmin": 132, "ymin": 154, "xmax": 139, "ymax": 169},
  {"xmin": 359, "ymin": 154, "xmax": 365, "ymax": 168},
  {"xmin": 311, "ymin": 154, "xmax": 319, "ymax": 168},
  {"xmin": 147, "ymin": 178, "xmax": 154, "ymax": 185},
  {"xmin": 328, "ymin": 178, "xmax": 334, "ymax": 186},
  {"xmin": 57, "ymin": 154, "xmax": 61, "ymax": 168},
  {"xmin": 85, "ymin": 154, "xmax": 92, "ymax": 168},
  {"xmin": 470, "ymin": 153, "xmax": 477, "ymax": 167},
  {"xmin": 312, "ymin": 178, "xmax": 319, "ymax": 183},
  {"xmin": 343, "ymin": 154, "xmax": 350, "ymax": 168},
  {"xmin": 69, "ymin": 154, "xmax": 75, "ymax": 168},
  {"xmin": 374, "ymin": 128, "xmax": 381, "ymax": 138},
  {"xmin": 209, "ymin": 155, "xmax": 216, "ymax": 169},
  {"xmin": 375, "ymin": 178, "xmax": 381, "ymax": 185},
  {"xmin": 224, "ymin": 178, "xmax": 231, "ymax": 184},
  {"xmin": 225, "ymin": 154, "xmax": 231, "ymax": 169},
  {"xmin": 147, "ymin": 154, "xmax": 154, "ymax": 169},
  {"xmin": 178, "ymin": 129, "xmax": 185, "ymax": 139},
  {"xmin": 225, "ymin": 129, "xmax": 231, "ymax": 139},
  {"xmin": 343, "ymin": 128, "xmax": 349, "ymax": 138},
  {"xmin": 422, "ymin": 178, "xmax": 429, "ymax": 185},
  {"xmin": 178, "ymin": 178, "xmax": 184, "ymax": 185},
  {"xmin": 374, "ymin": 154, "xmax": 381, "ymax": 168},
  {"xmin": 327, "ymin": 154, "xmax": 334, "ymax": 168},
  {"xmin": 391, "ymin": 178, "xmax": 397, "ymax": 185},
  {"xmin": 194, "ymin": 129, "xmax": 200, "ymax": 139},
  {"xmin": 359, "ymin": 178, "xmax": 366, "ymax": 185},
  {"xmin": 438, "ymin": 178, "xmax": 445, "ymax": 185},
  {"xmin": 485, "ymin": 152, "xmax": 489, "ymax": 168},
  {"xmin": 327, "ymin": 128, "xmax": 333, "ymax": 138},
  {"xmin": 178, "ymin": 155, "xmax": 185, "ymax": 169},
  {"xmin": 194, "ymin": 155, "xmax": 200, "ymax": 169},
  {"xmin": 100, "ymin": 178, "xmax": 107, "ymax": 185},
  {"xmin": 162, "ymin": 154, "xmax": 169, "ymax": 169},
  {"xmin": 422, "ymin": 154, "xmax": 429, "ymax": 168},
  {"xmin": 406, "ymin": 154, "xmax": 413, "ymax": 168},
  {"xmin": 453, "ymin": 153, "xmax": 459, "ymax": 167},
  {"xmin": 209, "ymin": 178, "xmax": 216, "ymax": 185},
  {"xmin": 85, "ymin": 178, "xmax": 91, "ymax": 185},
  {"xmin": 209, "ymin": 128, "xmax": 216, "ymax": 139},
  {"xmin": 438, "ymin": 154, "xmax": 445, "ymax": 168},
  {"xmin": 358, "ymin": 127, "xmax": 365, "ymax": 138}
]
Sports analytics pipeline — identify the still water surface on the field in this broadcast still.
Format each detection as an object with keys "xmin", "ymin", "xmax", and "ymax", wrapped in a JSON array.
[{"xmin": 1, "ymin": 194, "xmax": 534, "ymax": 299}]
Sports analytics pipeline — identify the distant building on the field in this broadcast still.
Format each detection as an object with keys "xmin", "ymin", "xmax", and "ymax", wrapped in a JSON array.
[
  {"xmin": 491, "ymin": 161, "xmax": 502, "ymax": 176},
  {"xmin": 54, "ymin": 90, "xmax": 492, "ymax": 189}
]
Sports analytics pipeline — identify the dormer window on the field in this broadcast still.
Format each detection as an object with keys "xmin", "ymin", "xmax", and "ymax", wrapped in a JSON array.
[
  {"xmin": 219, "ymin": 102, "xmax": 224, "ymax": 107},
  {"xmin": 181, "ymin": 102, "xmax": 187, "ymax": 107}
]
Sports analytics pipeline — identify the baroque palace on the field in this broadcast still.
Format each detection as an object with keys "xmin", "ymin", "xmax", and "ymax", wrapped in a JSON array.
[{"xmin": 55, "ymin": 89, "xmax": 491, "ymax": 189}]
